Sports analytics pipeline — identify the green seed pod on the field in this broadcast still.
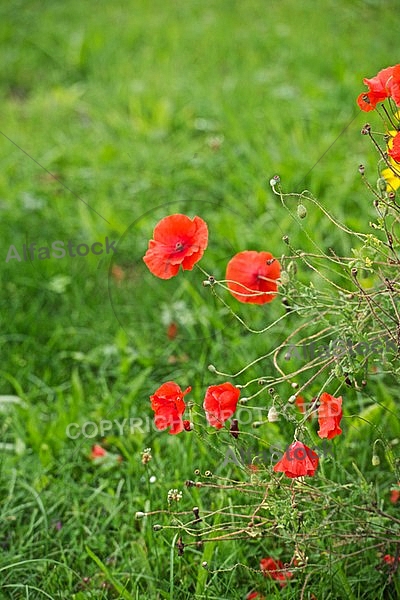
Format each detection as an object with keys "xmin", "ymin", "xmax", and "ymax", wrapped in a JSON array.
[
  {"xmin": 297, "ymin": 204, "xmax": 307, "ymax": 219},
  {"xmin": 280, "ymin": 270, "xmax": 290, "ymax": 285},
  {"xmin": 287, "ymin": 261, "xmax": 297, "ymax": 275}
]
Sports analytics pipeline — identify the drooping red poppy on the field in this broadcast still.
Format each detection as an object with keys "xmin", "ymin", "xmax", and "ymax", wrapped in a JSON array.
[
  {"xmin": 273, "ymin": 441, "xmax": 319, "ymax": 478},
  {"xmin": 143, "ymin": 214, "xmax": 208, "ymax": 279},
  {"xmin": 225, "ymin": 251, "xmax": 281, "ymax": 304},
  {"xmin": 388, "ymin": 131, "xmax": 400, "ymax": 163},
  {"xmin": 150, "ymin": 381, "xmax": 191, "ymax": 434},
  {"xmin": 260, "ymin": 557, "xmax": 293, "ymax": 586},
  {"xmin": 317, "ymin": 392, "xmax": 342, "ymax": 439},
  {"xmin": 203, "ymin": 382, "xmax": 240, "ymax": 428}
]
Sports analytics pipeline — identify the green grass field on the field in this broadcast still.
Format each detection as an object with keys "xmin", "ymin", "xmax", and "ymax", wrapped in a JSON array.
[{"xmin": 0, "ymin": 1, "xmax": 399, "ymax": 598}]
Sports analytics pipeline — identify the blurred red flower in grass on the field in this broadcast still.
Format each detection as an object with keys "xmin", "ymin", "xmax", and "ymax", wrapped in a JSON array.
[
  {"xmin": 260, "ymin": 557, "xmax": 293, "ymax": 586},
  {"xmin": 317, "ymin": 392, "xmax": 342, "ymax": 439},
  {"xmin": 143, "ymin": 214, "xmax": 208, "ymax": 279},
  {"xmin": 90, "ymin": 444, "xmax": 107, "ymax": 459},
  {"xmin": 203, "ymin": 382, "xmax": 240, "ymax": 428},
  {"xmin": 225, "ymin": 250, "xmax": 280, "ymax": 304},
  {"xmin": 150, "ymin": 381, "xmax": 191, "ymax": 434},
  {"xmin": 273, "ymin": 441, "xmax": 319, "ymax": 478},
  {"xmin": 246, "ymin": 592, "xmax": 265, "ymax": 599},
  {"xmin": 390, "ymin": 483, "xmax": 400, "ymax": 504}
]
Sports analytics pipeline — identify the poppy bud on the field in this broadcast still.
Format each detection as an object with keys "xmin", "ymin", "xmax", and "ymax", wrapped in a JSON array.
[
  {"xmin": 377, "ymin": 177, "xmax": 387, "ymax": 192},
  {"xmin": 177, "ymin": 537, "xmax": 185, "ymax": 556},
  {"xmin": 282, "ymin": 235, "xmax": 290, "ymax": 244},
  {"xmin": 280, "ymin": 270, "xmax": 290, "ymax": 285},
  {"xmin": 288, "ymin": 395, "xmax": 297, "ymax": 404},
  {"xmin": 135, "ymin": 511, "xmax": 146, "ymax": 519},
  {"xmin": 208, "ymin": 364, "xmax": 217, "ymax": 373},
  {"xmin": 153, "ymin": 524, "xmax": 163, "ymax": 531},
  {"xmin": 268, "ymin": 406, "xmax": 279, "ymax": 422},
  {"xmin": 269, "ymin": 174, "xmax": 280, "ymax": 187},
  {"xmin": 230, "ymin": 419, "xmax": 239, "ymax": 439},
  {"xmin": 372, "ymin": 454, "xmax": 380, "ymax": 466},
  {"xmin": 297, "ymin": 204, "xmax": 307, "ymax": 219},
  {"xmin": 202, "ymin": 561, "xmax": 208, "ymax": 568},
  {"xmin": 358, "ymin": 164, "xmax": 365, "ymax": 175}
]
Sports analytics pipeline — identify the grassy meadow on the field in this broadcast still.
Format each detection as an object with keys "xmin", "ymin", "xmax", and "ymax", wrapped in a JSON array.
[{"xmin": 0, "ymin": 1, "xmax": 399, "ymax": 598}]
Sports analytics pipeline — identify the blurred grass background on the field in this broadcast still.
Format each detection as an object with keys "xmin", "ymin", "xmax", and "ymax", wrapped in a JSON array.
[{"xmin": 0, "ymin": 0, "xmax": 399, "ymax": 598}]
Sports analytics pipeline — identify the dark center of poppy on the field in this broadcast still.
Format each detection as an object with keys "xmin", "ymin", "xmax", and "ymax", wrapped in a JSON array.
[{"xmin": 174, "ymin": 241, "xmax": 185, "ymax": 252}]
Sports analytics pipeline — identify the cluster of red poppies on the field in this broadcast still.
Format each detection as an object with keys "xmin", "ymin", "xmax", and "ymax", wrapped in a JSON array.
[
  {"xmin": 144, "ymin": 213, "xmax": 344, "ymax": 478},
  {"xmin": 143, "ymin": 213, "xmax": 280, "ymax": 304},
  {"xmin": 149, "ymin": 381, "xmax": 342, "ymax": 478},
  {"xmin": 150, "ymin": 380, "xmax": 240, "ymax": 435}
]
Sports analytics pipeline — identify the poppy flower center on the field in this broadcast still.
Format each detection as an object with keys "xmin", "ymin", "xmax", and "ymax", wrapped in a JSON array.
[{"xmin": 174, "ymin": 241, "xmax": 185, "ymax": 252}]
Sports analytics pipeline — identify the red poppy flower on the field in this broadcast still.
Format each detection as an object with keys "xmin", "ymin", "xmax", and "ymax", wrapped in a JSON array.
[
  {"xmin": 388, "ymin": 131, "xmax": 400, "ymax": 163},
  {"xmin": 225, "ymin": 251, "xmax": 281, "ymax": 304},
  {"xmin": 90, "ymin": 444, "xmax": 107, "ymax": 459},
  {"xmin": 203, "ymin": 382, "xmax": 240, "ymax": 428},
  {"xmin": 317, "ymin": 392, "xmax": 342, "ymax": 439},
  {"xmin": 383, "ymin": 554, "xmax": 395, "ymax": 565},
  {"xmin": 150, "ymin": 381, "xmax": 191, "ymax": 434},
  {"xmin": 260, "ymin": 557, "xmax": 293, "ymax": 586},
  {"xmin": 143, "ymin": 214, "xmax": 208, "ymax": 279},
  {"xmin": 389, "ymin": 64, "xmax": 400, "ymax": 105},
  {"xmin": 273, "ymin": 441, "xmax": 319, "ymax": 478},
  {"xmin": 390, "ymin": 483, "xmax": 400, "ymax": 504},
  {"xmin": 357, "ymin": 66, "xmax": 396, "ymax": 111}
]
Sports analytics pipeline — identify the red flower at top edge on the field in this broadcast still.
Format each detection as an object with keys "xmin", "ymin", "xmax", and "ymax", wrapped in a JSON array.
[
  {"xmin": 273, "ymin": 441, "xmax": 319, "ymax": 478},
  {"xmin": 260, "ymin": 557, "xmax": 293, "ymax": 586},
  {"xmin": 317, "ymin": 392, "xmax": 343, "ymax": 440},
  {"xmin": 150, "ymin": 381, "xmax": 191, "ymax": 434},
  {"xmin": 143, "ymin": 214, "xmax": 208, "ymax": 279},
  {"xmin": 203, "ymin": 382, "xmax": 240, "ymax": 429},
  {"xmin": 225, "ymin": 250, "xmax": 281, "ymax": 304},
  {"xmin": 357, "ymin": 64, "xmax": 400, "ymax": 111}
]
